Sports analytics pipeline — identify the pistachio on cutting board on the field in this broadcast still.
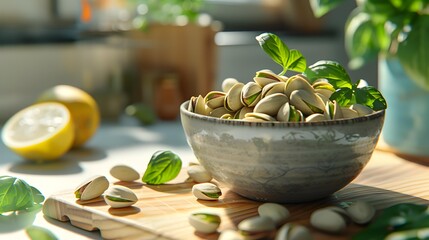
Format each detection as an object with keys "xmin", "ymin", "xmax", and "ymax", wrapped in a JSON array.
[
  {"xmin": 74, "ymin": 175, "xmax": 109, "ymax": 201},
  {"xmin": 192, "ymin": 183, "xmax": 222, "ymax": 200},
  {"xmin": 110, "ymin": 165, "xmax": 140, "ymax": 182},
  {"xmin": 104, "ymin": 185, "xmax": 138, "ymax": 208},
  {"xmin": 188, "ymin": 212, "xmax": 221, "ymax": 234}
]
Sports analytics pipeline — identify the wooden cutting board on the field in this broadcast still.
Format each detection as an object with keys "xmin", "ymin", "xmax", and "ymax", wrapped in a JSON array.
[{"xmin": 43, "ymin": 150, "xmax": 429, "ymax": 240}]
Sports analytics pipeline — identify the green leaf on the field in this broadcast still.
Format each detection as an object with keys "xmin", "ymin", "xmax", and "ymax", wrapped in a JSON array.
[
  {"xmin": 142, "ymin": 150, "xmax": 182, "ymax": 185},
  {"xmin": 304, "ymin": 60, "xmax": 352, "ymax": 88},
  {"xmin": 0, "ymin": 176, "xmax": 38, "ymax": 214},
  {"xmin": 26, "ymin": 226, "xmax": 58, "ymax": 240},
  {"xmin": 362, "ymin": 0, "xmax": 398, "ymax": 23},
  {"xmin": 397, "ymin": 15, "xmax": 429, "ymax": 90},
  {"xmin": 355, "ymin": 86, "xmax": 387, "ymax": 111},
  {"xmin": 256, "ymin": 33, "xmax": 306, "ymax": 75},
  {"xmin": 309, "ymin": 0, "xmax": 346, "ymax": 17},
  {"xmin": 353, "ymin": 203, "xmax": 429, "ymax": 240},
  {"xmin": 390, "ymin": 0, "xmax": 426, "ymax": 12},
  {"xmin": 30, "ymin": 186, "xmax": 45, "ymax": 204},
  {"xmin": 330, "ymin": 88, "xmax": 354, "ymax": 107}
]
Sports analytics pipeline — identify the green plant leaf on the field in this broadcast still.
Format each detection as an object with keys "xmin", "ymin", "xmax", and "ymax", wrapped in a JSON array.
[
  {"xmin": 353, "ymin": 203, "xmax": 429, "ymax": 240},
  {"xmin": 26, "ymin": 226, "xmax": 58, "ymax": 240},
  {"xmin": 142, "ymin": 150, "xmax": 182, "ymax": 185},
  {"xmin": 330, "ymin": 88, "xmax": 354, "ymax": 107},
  {"xmin": 304, "ymin": 60, "xmax": 352, "ymax": 88},
  {"xmin": 362, "ymin": 0, "xmax": 398, "ymax": 23},
  {"xmin": 355, "ymin": 86, "xmax": 387, "ymax": 111},
  {"xmin": 397, "ymin": 15, "xmax": 429, "ymax": 90},
  {"xmin": 309, "ymin": 0, "xmax": 346, "ymax": 17},
  {"xmin": 390, "ymin": 0, "xmax": 426, "ymax": 12},
  {"xmin": 256, "ymin": 33, "xmax": 306, "ymax": 75},
  {"xmin": 0, "ymin": 176, "xmax": 38, "ymax": 214}
]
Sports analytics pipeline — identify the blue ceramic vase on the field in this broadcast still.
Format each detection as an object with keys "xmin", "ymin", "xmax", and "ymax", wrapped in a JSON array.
[{"xmin": 379, "ymin": 58, "xmax": 429, "ymax": 156}]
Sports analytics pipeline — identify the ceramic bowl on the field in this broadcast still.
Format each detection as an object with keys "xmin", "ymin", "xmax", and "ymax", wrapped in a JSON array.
[{"xmin": 180, "ymin": 101, "xmax": 385, "ymax": 203}]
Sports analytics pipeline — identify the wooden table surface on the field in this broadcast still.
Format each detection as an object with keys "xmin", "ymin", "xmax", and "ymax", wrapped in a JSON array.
[{"xmin": 42, "ymin": 144, "xmax": 429, "ymax": 240}]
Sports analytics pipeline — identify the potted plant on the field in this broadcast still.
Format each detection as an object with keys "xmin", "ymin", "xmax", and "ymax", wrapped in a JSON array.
[
  {"xmin": 125, "ymin": 0, "xmax": 220, "ymax": 119},
  {"xmin": 311, "ymin": 0, "xmax": 429, "ymax": 157}
]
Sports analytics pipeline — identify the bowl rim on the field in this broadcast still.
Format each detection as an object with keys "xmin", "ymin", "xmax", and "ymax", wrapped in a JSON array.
[{"xmin": 180, "ymin": 101, "xmax": 385, "ymax": 127}]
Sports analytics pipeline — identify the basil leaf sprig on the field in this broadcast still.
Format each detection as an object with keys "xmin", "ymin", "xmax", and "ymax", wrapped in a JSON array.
[
  {"xmin": 353, "ymin": 203, "xmax": 429, "ymax": 240},
  {"xmin": 305, "ymin": 61, "xmax": 387, "ymax": 111},
  {"xmin": 0, "ymin": 176, "xmax": 45, "ymax": 214},
  {"xmin": 256, "ymin": 32, "xmax": 387, "ymax": 111},
  {"xmin": 256, "ymin": 32, "xmax": 307, "ymax": 75},
  {"xmin": 142, "ymin": 150, "xmax": 182, "ymax": 185}
]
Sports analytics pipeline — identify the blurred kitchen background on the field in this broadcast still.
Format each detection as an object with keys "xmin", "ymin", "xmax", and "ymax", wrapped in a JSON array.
[{"xmin": 0, "ymin": 0, "xmax": 377, "ymax": 123}]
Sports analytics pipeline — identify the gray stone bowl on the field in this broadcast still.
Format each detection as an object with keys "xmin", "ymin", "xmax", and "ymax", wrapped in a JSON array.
[{"xmin": 180, "ymin": 101, "xmax": 385, "ymax": 203}]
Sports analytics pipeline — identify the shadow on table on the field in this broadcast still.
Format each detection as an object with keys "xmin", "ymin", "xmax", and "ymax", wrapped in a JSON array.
[
  {"xmin": 223, "ymin": 183, "xmax": 429, "ymax": 228},
  {"xmin": 0, "ymin": 207, "xmax": 41, "ymax": 233}
]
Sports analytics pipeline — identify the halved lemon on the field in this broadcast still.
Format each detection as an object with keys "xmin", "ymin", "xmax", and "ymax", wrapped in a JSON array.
[{"xmin": 2, "ymin": 102, "xmax": 75, "ymax": 162}]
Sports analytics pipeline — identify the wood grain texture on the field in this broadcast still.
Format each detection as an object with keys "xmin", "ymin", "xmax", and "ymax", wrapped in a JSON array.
[{"xmin": 43, "ymin": 150, "xmax": 429, "ymax": 240}]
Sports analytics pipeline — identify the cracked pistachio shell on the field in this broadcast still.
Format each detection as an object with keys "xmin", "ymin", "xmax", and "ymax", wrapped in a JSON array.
[
  {"xmin": 341, "ymin": 107, "xmax": 359, "ymax": 119},
  {"xmin": 261, "ymin": 82, "xmax": 287, "ymax": 98},
  {"xmin": 233, "ymin": 107, "xmax": 253, "ymax": 119},
  {"xmin": 222, "ymin": 78, "xmax": 239, "ymax": 93},
  {"xmin": 224, "ymin": 82, "xmax": 245, "ymax": 112},
  {"xmin": 188, "ymin": 96, "xmax": 196, "ymax": 112},
  {"xmin": 194, "ymin": 95, "xmax": 211, "ymax": 116},
  {"xmin": 187, "ymin": 165, "xmax": 213, "ymax": 183},
  {"xmin": 238, "ymin": 216, "xmax": 276, "ymax": 239},
  {"xmin": 188, "ymin": 212, "xmax": 221, "ymax": 234},
  {"xmin": 241, "ymin": 82, "xmax": 262, "ymax": 107},
  {"xmin": 324, "ymin": 101, "xmax": 343, "ymax": 120},
  {"xmin": 313, "ymin": 81, "xmax": 335, "ymax": 99},
  {"xmin": 258, "ymin": 203, "xmax": 290, "ymax": 226},
  {"xmin": 110, "ymin": 165, "xmax": 140, "ymax": 182},
  {"xmin": 219, "ymin": 230, "xmax": 244, "ymax": 240},
  {"xmin": 244, "ymin": 112, "xmax": 276, "ymax": 122},
  {"xmin": 315, "ymin": 92, "xmax": 330, "ymax": 105},
  {"xmin": 210, "ymin": 107, "xmax": 230, "ymax": 118},
  {"xmin": 305, "ymin": 113, "xmax": 326, "ymax": 122},
  {"xmin": 285, "ymin": 74, "xmax": 314, "ymax": 98},
  {"xmin": 254, "ymin": 93, "xmax": 289, "ymax": 116},
  {"xmin": 220, "ymin": 113, "xmax": 233, "ymax": 119},
  {"xmin": 289, "ymin": 90, "xmax": 325, "ymax": 116},
  {"xmin": 275, "ymin": 224, "xmax": 313, "ymax": 240},
  {"xmin": 277, "ymin": 102, "xmax": 304, "ymax": 122},
  {"xmin": 205, "ymin": 91, "xmax": 226, "ymax": 109},
  {"xmin": 192, "ymin": 183, "xmax": 222, "ymax": 200},
  {"xmin": 104, "ymin": 185, "xmax": 138, "ymax": 208},
  {"xmin": 253, "ymin": 69, "xmax": 284, "ymax": 87},
  {"xmin": 75, "ymin": 175, "xmax": 109, "ymax": 201},
  {"xmin": 350, "ymin": 104, "xmax": 375, "ymax": 116},
  {"xmin": 345, "ymin": 201, "xmax": 375, "ymax": 224}
]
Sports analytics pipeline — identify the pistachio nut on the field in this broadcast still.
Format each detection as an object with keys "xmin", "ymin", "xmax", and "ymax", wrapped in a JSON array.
[
  {"xmin": 241, "ymin": 82, "xmax": 262, "ymax": 107},
  {"xmin": 275, "ymin": 223, "xmax": 313, "ymax": 240},
  {"xmin": 192, "ymin": 183, "xmax": 222, "ymax": 200},
  {"xmin": 188, "ymin": 96, "xmax": 196, "ymax": 112},
  {"xmin": 305, "ymin": 113, "xmax": 326, "ymax": 122},
  {"xmin": 187, "ymin": 165, "xmax": 213, "ymax": 183},
  {"xmin": 110, "ymin": 165, "xmax": 140, "ymax": 182},
  {"xmin": 224, "ymin": 82, "xmax": 245, "ymax": 112},
  {"xmin": 315, "ymin": 92, "xmax": 330, "ymax": 105},
  {"xmin": 313, "ymin": 81, "xmax": 335, "ymax": 99},
  {"xmin": 205, "ymin": 91, "xmax": 226, "ymax": 109},
  {"xmin": 310, "ymin": 207, "xmax": 349, "ymax": 233},
  {"xmin": 188, "ymin": 212, "xmax": 221, "ymax": 234},
  {"xmin": 233, "ymin": 107, "xmax": 253, "ymax": 119},
  {"xmin": 277, "ymin": 102, "xmax": 304, "ymax": 122},
  {"xmin": 104, "ymin": 185, "xmax": 138, "ymax": 208},
  {"xmin": 284, "ymin": 74, "xmax": 314, "ymax": 98},
  {"xmin": 220, "ymin": 113, "xmax": 233, "ymax": 119},
  {"xmin": 345, "ymin": 201, "xmax": 375, "ymax": 224},
  {"xmin": 254, "ymin": 93, "xmax": 289, "ymax": 116},
  {"xmin": 258, "ymin": 203, "xmax": 290, "ymax": 226},
  {"xmin": 341, "ymin": 107, "xmax": 359, "ymax": 119},
  {"xmin": 324, "ymin": 101, "xmax": 343, "ymax": 120},
  {"xmin": 222, "ymin": 78, "xmax": 240, "ymax": 93},
  {"xmin": 350, "ymin": 104, "xmax": 375, "ymax": 116},
  {"xmin": 244, "ymin": 112, "xmax": 277, "ymax": 122},
  {"xmin": 238, "ymin": 216, "xmax": 276, "ymax": 239},
  {"xmin": 289, "ymin": 90, "xmax": 325, "ymax": 116},
  {"xmin": 253, "ymin": 69, "xmax": 284, "ymax": 87},
  {"xmin": 210, "ymin": 107, "xmax": 230, "ymax": 118},
  {"xmin": 261, "ymin": 82, "xmax": 287, "ymax": 98},
  {"xmin": 219, "ymin": 230, "xmax": 245, "ymax": 240},
  {"xmin": 74, "ymin": 175, "xmax": 109, "ymax": 201},
  {"xmin": 193, "ymin": 95, "xmax": 211, "ymax": 116}
]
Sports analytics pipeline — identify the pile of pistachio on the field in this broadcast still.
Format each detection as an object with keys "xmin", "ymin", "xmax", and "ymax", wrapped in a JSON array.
[{"xmin": 188, "ymin": 69, "xmax": 375, "ymax": 122}]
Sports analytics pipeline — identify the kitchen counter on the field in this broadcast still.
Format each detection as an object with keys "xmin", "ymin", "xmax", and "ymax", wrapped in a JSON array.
[{"xmin": 1, "ymin": 118, "xmax": 429, "ymax": 239}]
